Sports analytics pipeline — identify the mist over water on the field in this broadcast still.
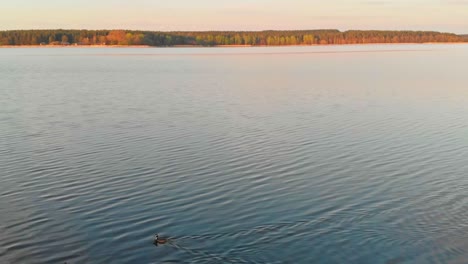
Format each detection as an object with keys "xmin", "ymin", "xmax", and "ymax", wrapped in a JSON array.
[{"xmin": 1, "ymin": 45, "xmax": 468, "ymax": 264}]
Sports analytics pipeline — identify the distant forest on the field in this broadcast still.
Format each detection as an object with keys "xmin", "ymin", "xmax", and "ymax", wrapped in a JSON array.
[{"xmin": 0, "ymin": 29, "xmax": 467, "ymax": 46}]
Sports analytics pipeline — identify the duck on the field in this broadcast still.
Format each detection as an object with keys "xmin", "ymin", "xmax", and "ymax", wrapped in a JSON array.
[{"xmin": 153, "ymin": 234, "xmax": 168, "ymax": 245}]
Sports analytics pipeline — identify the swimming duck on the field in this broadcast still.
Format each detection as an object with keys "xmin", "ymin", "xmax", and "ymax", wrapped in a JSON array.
[{"xmin": 153, "ymin": 234, "xmax": 168, "ymax": 245}]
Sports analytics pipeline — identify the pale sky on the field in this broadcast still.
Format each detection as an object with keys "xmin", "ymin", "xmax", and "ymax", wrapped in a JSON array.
[{"xmin": 1, "ymin": 0, "xmax": 467, "ymax": 33}]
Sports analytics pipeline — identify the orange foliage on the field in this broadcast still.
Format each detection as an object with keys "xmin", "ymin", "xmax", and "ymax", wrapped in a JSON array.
[{"xmin": 107, "ymin": 30, "xmax": 127, "ymax": 45}]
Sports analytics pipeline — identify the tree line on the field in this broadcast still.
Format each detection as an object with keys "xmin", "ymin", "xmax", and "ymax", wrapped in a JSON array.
[{"xmin": 0, "ymin": 29, "xmax": 466, "ymax": 46}]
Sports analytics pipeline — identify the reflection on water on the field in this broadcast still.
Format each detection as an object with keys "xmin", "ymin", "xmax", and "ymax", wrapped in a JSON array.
[{"xmin": 1, "ymin": 45, "xmax": 468, "ymax": 264}]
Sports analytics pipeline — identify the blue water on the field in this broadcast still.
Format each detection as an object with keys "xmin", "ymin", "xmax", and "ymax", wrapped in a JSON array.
[{"xmin": 1, "ymin": 45, "xmax": 468, "ymax": 264}]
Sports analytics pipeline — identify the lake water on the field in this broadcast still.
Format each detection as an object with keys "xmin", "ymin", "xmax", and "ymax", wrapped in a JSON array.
[{"xmin": 1, "ymin": 45, "xmax": 468, "ymax": 264}]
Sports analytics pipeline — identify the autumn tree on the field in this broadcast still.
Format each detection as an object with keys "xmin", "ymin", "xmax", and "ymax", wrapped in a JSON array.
[{"xmin": 107, "ymin": 30, "xmax": 127, "ymax": 45}]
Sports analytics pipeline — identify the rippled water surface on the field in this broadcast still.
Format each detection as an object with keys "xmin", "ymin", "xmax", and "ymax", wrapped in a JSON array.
[{"xmin": 1, "ymin": 45, "xmax": 468, "ymax": 264}]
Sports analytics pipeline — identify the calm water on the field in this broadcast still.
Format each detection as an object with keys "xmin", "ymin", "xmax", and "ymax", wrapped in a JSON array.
[{"xmin": 1, "ymin": 45, "xmax": 468, "ymax": 264}]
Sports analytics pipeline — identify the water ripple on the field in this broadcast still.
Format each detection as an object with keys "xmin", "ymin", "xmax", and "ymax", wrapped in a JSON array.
[{"xmin": 1, "ymin": 45, "xmax": 468, "ymax": 263}]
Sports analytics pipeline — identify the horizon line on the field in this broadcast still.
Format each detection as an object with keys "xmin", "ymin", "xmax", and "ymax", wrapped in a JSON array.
[{"xmin": 0, "ymin": 28, "xmax": 465, "ymax": 35}]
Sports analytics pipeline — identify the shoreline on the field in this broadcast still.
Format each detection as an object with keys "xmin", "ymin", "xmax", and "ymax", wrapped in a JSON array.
[
  {"xmin": 1, "ymin": 42, "xmax": 467, "ymax": 48},
  {"xmin": 0, "ymin": 45, "xmax": 152, "ymax": 48}
]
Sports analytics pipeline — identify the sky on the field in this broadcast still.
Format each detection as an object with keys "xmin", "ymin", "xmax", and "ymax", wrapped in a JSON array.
[{"xmin": 1, "ymin": 0, "xmax": 467, "ymax": 33}]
